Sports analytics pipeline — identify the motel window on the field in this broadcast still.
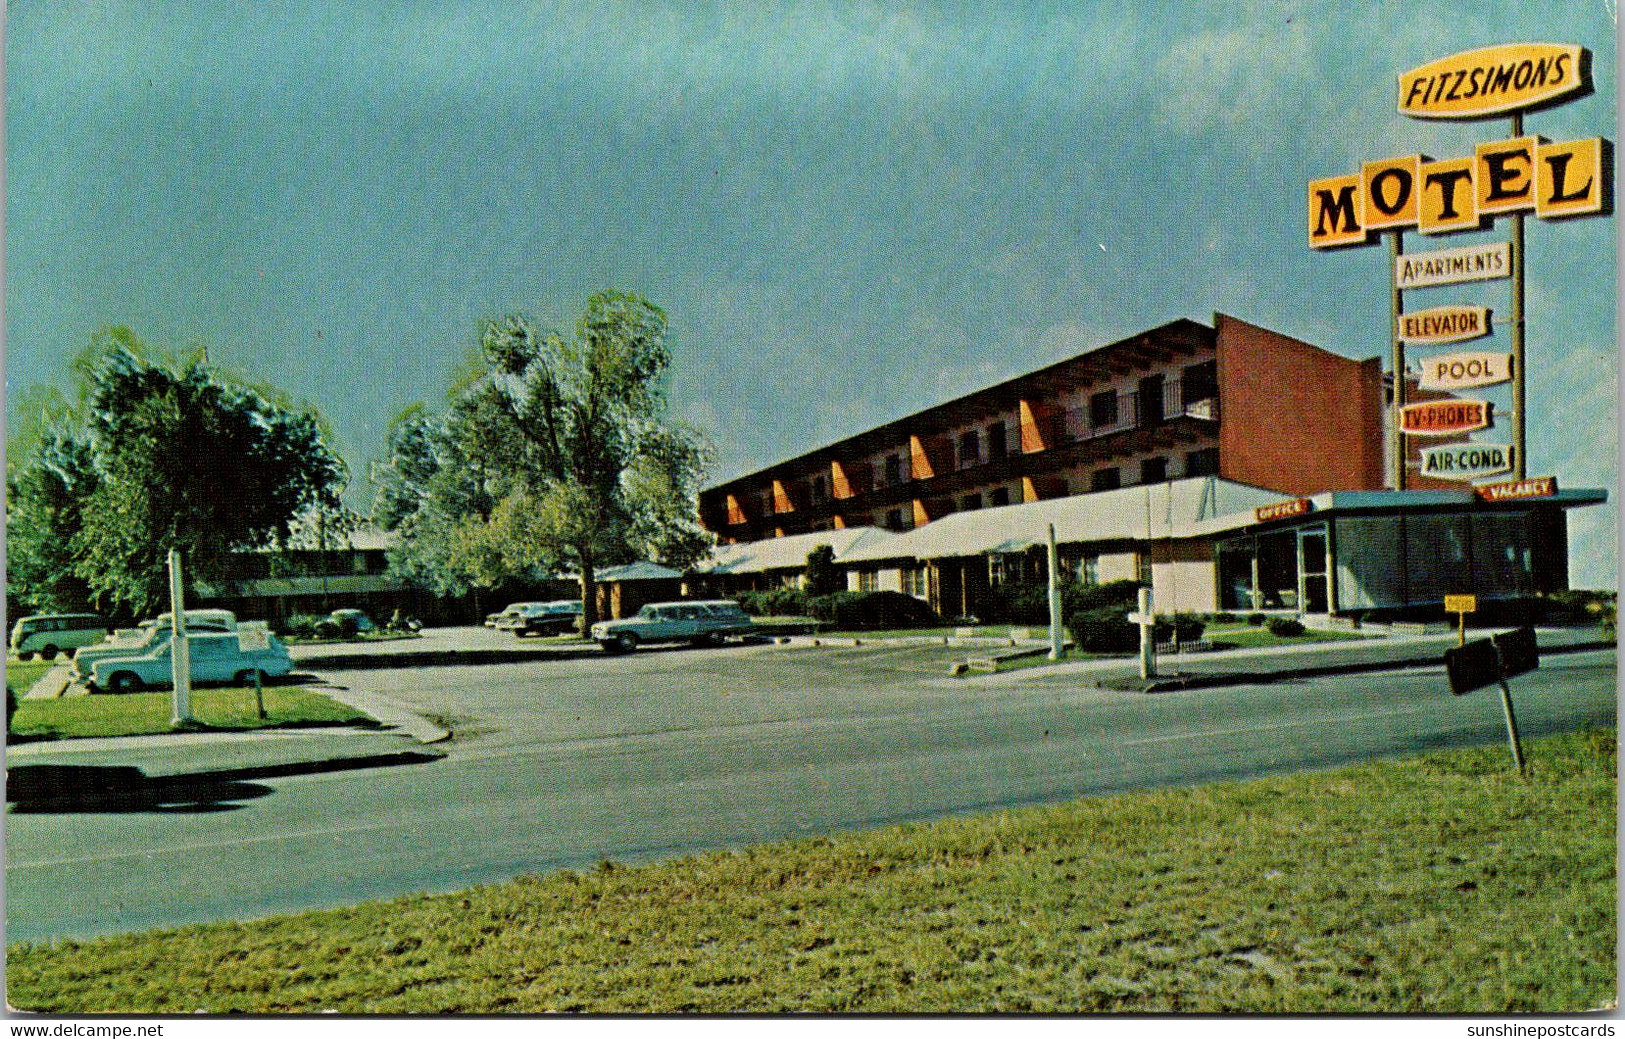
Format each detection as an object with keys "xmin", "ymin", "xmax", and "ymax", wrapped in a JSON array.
[
  {"xmin": 810, "ymin": 474, "xmax": 828, "ymax": 504},
  {"xmin": 1089, "ymin": 390, "xmax": 1118, "ymax": 430},
  {"xmin": 987, "ymin": 421, "xmax": 1007, "ymax": 459},
  {"xmin": 857, "ymin": 570, "xmax": 879, "ymax": 593},
  {"xmin": 989, "ymin": 486, "xmax": 1010, "ymax": 507},
  {"xmin": 1186, "ymin": 448, "xmax": 1219, "ymax": 477},
  {"xmin": 1140, "ymin": 457, "xmax": 1168, "ymax": 484},
  {"xmin": 961, "ymin": 493, "xmax": 981, "ymax": 512},
  {"xmin": 957, "ymin": 432, "xmax": 977, "ymax": 467},
  {"xmin": 1136, "ymin": 553, "xmax": 1152, "ymax": 586},
  {"xmin": 884, "ymin": 508, "xmax": 905, "ymax": 530},
  {"xmin": 1091, "ymin": 467, "xmax": 1121, "ymax": 492},
  {"xmin": 1079, "ymin": 554, "xmax": 1100, "ymax": 587},
  {"xmin": 903, "ymin": 566, "xmax": 929, "ymax": 598},
  {"xmin": 884, "ymin": 454, "xmax": 904, "ymax": 487}
]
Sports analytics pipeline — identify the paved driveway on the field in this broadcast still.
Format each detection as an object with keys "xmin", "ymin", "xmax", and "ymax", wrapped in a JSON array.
[{"xmin": 6, "ymin": 640, "xmax": 1614, "ymax": 942}]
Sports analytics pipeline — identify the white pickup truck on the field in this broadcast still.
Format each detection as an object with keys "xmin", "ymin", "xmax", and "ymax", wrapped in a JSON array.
[{"xmin": 590, "ymin": 600, "xmax": 754, "ymax": 653}]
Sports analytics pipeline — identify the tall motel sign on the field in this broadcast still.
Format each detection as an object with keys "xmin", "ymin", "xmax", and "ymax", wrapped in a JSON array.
[{"xmin": 1306, "ymin": 43, "xmax": 1610, "ymax": 491}]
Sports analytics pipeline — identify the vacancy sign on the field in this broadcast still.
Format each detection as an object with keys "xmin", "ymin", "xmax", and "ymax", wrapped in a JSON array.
[
  {"xmin": 1419, "ymin": 443, "xmax": 1514, "ymax": 480},
  {"xmin": 1400, "ymin": 399, "xmax": 1492, "ymax": 435},
  {"xmin": 1398, "ymin": 305, "xmax": 1492, "ymax": 343}
]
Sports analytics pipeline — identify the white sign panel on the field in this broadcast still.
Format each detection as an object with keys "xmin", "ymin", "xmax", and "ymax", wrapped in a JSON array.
[
  {"xmin": 1417, "ymin": 351, "xmax": 1513, "ymax": 390},
  {"xmin": 237, "ymin": 621, "xmax": 272, "ymax": 652},
  {"xmin": 1395, "ymin": 242, "xmax": 1511, "ymax": 289},
  {"xmin": 1397, "ymin": 305, "xmax": 1491, "ymax": 344},
  {"xmin": 1418, "ymin": 443, "xmax": 1514, "ymax": 480}
]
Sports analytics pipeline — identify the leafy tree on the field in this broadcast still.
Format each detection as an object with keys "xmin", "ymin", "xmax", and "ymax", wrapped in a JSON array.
[
  {"xmin": 373, "ymin": 291, "xmax": 712, "ymax": 628},
  {"xmin": 6, "ymin": 331, "xmax": 347, "ymax": 615},
  {"xmin": 805, "ymin": 544, "xmax": 843, "ymax": 595}
]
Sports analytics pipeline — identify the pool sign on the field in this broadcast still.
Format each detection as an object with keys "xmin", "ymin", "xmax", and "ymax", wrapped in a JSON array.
[
  {"xmin": 1419, "ymin": 443, "xmax": 1514, "ymax": 480},
  {"xmin": 1417, "ymin": 351, "xmax": 1512, "ymax": 390},
  {"xmin": 1398, "ymin": 305, "xmax": 1492, "ymax": 343},
  {"xmin": 1400, "ymin": 399, "xmax": 1491, "ymax": 436},
  {"xmin": 1399, "ymin": 44, "xmax": 1589, "ymax": 120}
]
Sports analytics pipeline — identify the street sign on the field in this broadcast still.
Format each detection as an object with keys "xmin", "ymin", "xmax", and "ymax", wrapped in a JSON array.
[
  {"xmin": 1444, "ymin": 594, "xmax": 1477, "ymax": 613},
  {"xmin": 1399, "ymin": 399, "xmax": 1491, "ymax": 436},
  {"xmin": 1445, "ymin": 637, "xmax": 1501, "ymax": 695},
  {"xmin": 1493, "ymin": 626, "xmax": 1539, "ymax": 679},
  {"xmin": 238, "ymin": 622, "xmax": 272, "ymax": 652}
]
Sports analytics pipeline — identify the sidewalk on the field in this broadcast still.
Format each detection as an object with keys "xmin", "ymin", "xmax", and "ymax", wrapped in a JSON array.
[
  {"xmin": 5, "ymin": 681, "xmax": 448, "ymax": 802},
  {"xmin": 1069, "ymin": 625, "xmax": 1614, "ymax": 692}
]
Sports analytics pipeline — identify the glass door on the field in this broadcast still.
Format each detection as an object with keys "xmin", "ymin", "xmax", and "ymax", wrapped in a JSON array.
[{"xmin": 1297, "ymin": 526, "xmax": 1329, "ymax": 614}]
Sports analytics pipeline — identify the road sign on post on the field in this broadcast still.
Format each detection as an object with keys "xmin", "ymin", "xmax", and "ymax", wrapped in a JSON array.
[
  {"xmin": 1128, "ymin": 588, "xmax": 1156, "ymax": 680},
  {"xmin": 1445, "ymin": 594, "xmax": 1477, "ymax": 645},
  {"xmin": 1443, "ymin": 626, "xmax": 1539, "ymax": 773},
  {"xmin": 1046, "ymin": 524, "xmax": 1064, "ymax": 661}
]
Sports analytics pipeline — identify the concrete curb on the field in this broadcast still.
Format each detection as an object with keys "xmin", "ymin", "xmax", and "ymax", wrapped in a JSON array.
[
  {"xmin": 1099, "ymin": 638, "xmax": 1617, "ymax": 693},
  {"xmin": 304, "ymin": 677, "xmax": 452, "ymax": 744}
]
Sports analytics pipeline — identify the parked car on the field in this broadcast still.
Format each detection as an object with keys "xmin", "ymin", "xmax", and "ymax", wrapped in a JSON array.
[
  {"xmin": 88, "ymin": 630, "xmax": 293, "ymax": 695},
  {"xmin": 70, "ymin": 610, "xmax": 239, "ymax": 682},
  {"xmin": 504, "ymin": 600, "xmax": 584, "ymax": 637},
  {"xmin": 320, "ymin": 608, "xmax": 376, "ymax": 636},
  {"xmin": 591, "ymin": 600, "xmax": 754, "ymax": 653},
  {"xmin": 485, "ymin": 602, "xmax": 542, "ymax": 628},
  {"xmin": 10, "ymin": 613, "xmax": 114, "ymax": 661}
]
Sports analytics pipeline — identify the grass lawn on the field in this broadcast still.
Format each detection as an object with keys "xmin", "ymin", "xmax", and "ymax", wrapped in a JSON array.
[
  {"xmin": 6, "ymin": 659, "xmax": 53, "ymax": 694},
  {"xmin": 8, "ymin": 728, "xmax": 1614, "ymax": 1014},
  {"xmin": 1203, "ymin": 624, "xmax": 1373, "ymax": 649},
  {"xmin": 9, "ymin": 687, "xmax": 372, "ymax": 741}
]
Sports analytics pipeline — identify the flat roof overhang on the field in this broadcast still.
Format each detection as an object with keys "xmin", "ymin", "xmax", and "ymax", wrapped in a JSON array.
[{"xmin": 1181, "ymin": 487, "xmax": 1609, "ymax": 542}]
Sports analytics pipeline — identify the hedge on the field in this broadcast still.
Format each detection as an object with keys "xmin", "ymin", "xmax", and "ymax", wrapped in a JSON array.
[{"xmin": 807, "ymin": 591, "xmax": 940, "ymax": 630}]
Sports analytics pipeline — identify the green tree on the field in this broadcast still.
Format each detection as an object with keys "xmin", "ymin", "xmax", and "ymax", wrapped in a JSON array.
[
  {"xmin": 373, "ymin": 291, "xmax": 712, "ymax": 628},
  {"xmin": 6, "ymin": 331, "xmax": 347, "ymax": 615},
  {"xmin": 805, "ymin": 544, "xmax": 843, "ymax": 595}
]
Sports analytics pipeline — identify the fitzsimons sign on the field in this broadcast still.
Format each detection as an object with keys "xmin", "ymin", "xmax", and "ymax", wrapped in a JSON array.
[{"xmin": 1399, "ymin": 44, "xmax": 1589, "ymax": 120}]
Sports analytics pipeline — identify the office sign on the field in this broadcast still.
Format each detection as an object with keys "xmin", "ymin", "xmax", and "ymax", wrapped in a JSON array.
[
  {"xmin": 1255, "ymin": 498, "xmax": 1312, "ymax": 522},
  {"xmin": 1398, "ymin": 305, "xmax": 1492, "ymax": 344},
  {"xmin": 1418, "ymin": 443, "xmax": 1513, "ymax": 480},
  {"xmin": 1417, "ymin": 351, "xmax": 1512, "ymax": 390},
  {"xmin": 1400, "ymin": 399, "xmax": 1491, "ymax": 436},
  {"xmin": 1475, "ymin": 476, "xmax": 1557, "ymax": 501},
  {"xmin": 1399, "ymin": 44, "xmax": 1589, "ymax": 120},
  {"xmin": 1395, "ymin": 242, "xmax": 1510, "ymax": 288}
]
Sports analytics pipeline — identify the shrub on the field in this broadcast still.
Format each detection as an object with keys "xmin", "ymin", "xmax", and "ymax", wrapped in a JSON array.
[
  {"xmin": 6, "ymin": 685, "xmax": 15, "ymax": 736},
  {"xmin": 736, "ymin": 588, "xmax": 812, "ymax": 617},
  {"xmin": 1207, "ymin": 611, "xmax": 1239, "ymax": 624},
  {"xmin": 280, "ymin": 614, "xmax": 324, "ymax": 639},
  {"xmin": 1246, "ymin": 612, "xmax": 1266, "ymax": 627},
  {"xmin": 1160, "ymin": 613, "xmax": 1207, "ymax": 644},
  {"xmin": 1068, "ymin": 607, "xmax": 1141, "ymax": 654},
  {"xmin": 1267, "ymin": 617, "xmax": 1306, "ymax": 637},
  {"xmin": 807, "ymin": 591, "xmax": 939, "ymax": 630},
  {"xmin": 804, "ymin": 546, "xmax": 844, "ymax": 597}
]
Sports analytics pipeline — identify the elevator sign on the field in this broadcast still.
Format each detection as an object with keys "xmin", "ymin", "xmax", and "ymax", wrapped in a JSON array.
[{"xmin": 1398, "ymin": 305, "xmax": 1492, "ymax": 343}]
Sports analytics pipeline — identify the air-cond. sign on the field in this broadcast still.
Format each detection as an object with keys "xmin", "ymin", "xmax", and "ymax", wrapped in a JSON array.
[
  {"xmin": 1418, "ymin": 443, "xmax": 1514, "ymax": 480},
  {"xmin": 1399, "ymin": 44, "xmax": 1589, "ymax": 120},
  {"xmin": 1400, "ymin": 399, "xmax": 1491, "ymax": 436},
  {"xmin": 1398, "ymin": 305, "xmax": 1492, "ymax": 344}
]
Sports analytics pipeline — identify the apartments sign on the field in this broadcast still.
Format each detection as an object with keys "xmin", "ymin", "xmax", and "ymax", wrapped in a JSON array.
[{"xmin": 1394, "ymin": 243, "xmax": 1510, "ymax": 289}]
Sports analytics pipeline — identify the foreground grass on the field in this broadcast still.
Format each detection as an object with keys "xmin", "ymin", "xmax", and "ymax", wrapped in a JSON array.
[
  {"xmin": 1203, "ymin": 624, "xmax": 1372, "ymax": 649},
  {"xmin": 10, "ymin": 688, "xmax": 371, "ymax": 740},
  {"xmin": 6, "ymin": 659, "xmax": 53, "ymax": 694},
  {"xmin": 8, "ymin": 729, "xmax": 1614, "ymax": 1014}
]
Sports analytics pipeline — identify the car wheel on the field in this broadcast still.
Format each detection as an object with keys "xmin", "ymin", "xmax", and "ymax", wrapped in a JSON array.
[
  {"xmin": 107, "ymin": 671, "xmax": 143, "ymax": 695},
  {"xmin": 614, "ymin": 632, "xmax": 639, "ymax": 653},
  {"xmin": 16, "ymin": 651, "xmax": 33, "ymax": 662},
  {"xmin": 40, "ymin": 645, "xmax": 59, "ymax": 661}
]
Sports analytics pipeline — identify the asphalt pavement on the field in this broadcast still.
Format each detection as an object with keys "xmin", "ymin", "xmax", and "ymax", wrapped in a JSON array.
[{"xmin": 4, "ymin": 625, "xmax": 1614, "ymax": 943}]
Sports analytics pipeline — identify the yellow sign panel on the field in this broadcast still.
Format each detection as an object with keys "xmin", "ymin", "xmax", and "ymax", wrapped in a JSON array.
[
  {"xmin": 1536, "ymin": 137, "xmax": 1608, "ymax": 218},
  {"xmin": 1398, "ymin": 305, "xmax": 1491, "ymax": 343},
  {"xmin": 1361, "ymin": 155, "xmax": 1424, "ymax": 230},
  {"xmin": 1309, "ymin": 137, "xmax": 1608, "ymax": 247},
  {"xmin": 1474, "ymin": 136, "xmax": 1537, "ymax": 215},
  {"xmin": 1444, "ymin": 595, "xmax": 1478, "ymax": 614},
  {"xmin": 1399, "ymin": 44, "xmax": 1589, "ymax": 120}
]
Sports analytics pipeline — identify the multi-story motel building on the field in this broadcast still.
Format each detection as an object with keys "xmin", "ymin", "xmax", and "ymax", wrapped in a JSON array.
[{"xmin": 694, "ymin": 314, "xmax": 1604, "ymax": 620}]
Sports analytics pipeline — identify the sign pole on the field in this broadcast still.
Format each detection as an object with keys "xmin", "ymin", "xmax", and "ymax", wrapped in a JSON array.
[
  {"xmin": 1046, "ymin": 524, "xmax": 1064, "ymax": 661},
  {"xmin": 1389, "ymin": 229, "xmax": 1407, "ymax": 490},
  {"xmin": 1497, "ymin": 679, "xmax": 1527, "ymax": 773},
  {"xmin": 167, "ymin": 550, "xmax": 194, "ymax": 726},
  {"xmin": 1137, "ymin": 587, "xmax": 1156, "ymax": 680},
  {"xmin": 1509, "ymin": 111, "xmax": 1527, "ymax": 479}
]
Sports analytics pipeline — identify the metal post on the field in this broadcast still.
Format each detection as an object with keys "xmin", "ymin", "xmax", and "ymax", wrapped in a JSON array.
[
  {"xmin": 1138, "ymin": 587, "xmax": 1156, "ymax": 680},
  {"xmin": 1509, "ymin": 112, "xmax": 1527, "ymax": 479},
  {"xmin": 1047, "ymin": 524, "xmax": 1063, "ymax": 661},
  {"xmin": 167, "ymin": 550, "xmax": 194, "ymax": 725},
  {"xmin": 1389, "ymin": 229, "xmax": 1407, "ymax": 490},
  {"xmin": 253, "ymin": 668, "xmax": 266, "ymax": 720},
  {"xmin": 1497, "ymin": 680, "xmax": 1526, "ymax": 773}
]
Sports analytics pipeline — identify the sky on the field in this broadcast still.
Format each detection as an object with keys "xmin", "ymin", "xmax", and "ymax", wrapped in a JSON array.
[{"xmin": 6, "ymin": 1, "xmax": 1618, "ymax": 585}]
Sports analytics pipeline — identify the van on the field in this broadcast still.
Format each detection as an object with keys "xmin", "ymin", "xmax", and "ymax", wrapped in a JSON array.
[{"xmin": 10, "ymin": 613, "xmax": 114, "ymax": 660}]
